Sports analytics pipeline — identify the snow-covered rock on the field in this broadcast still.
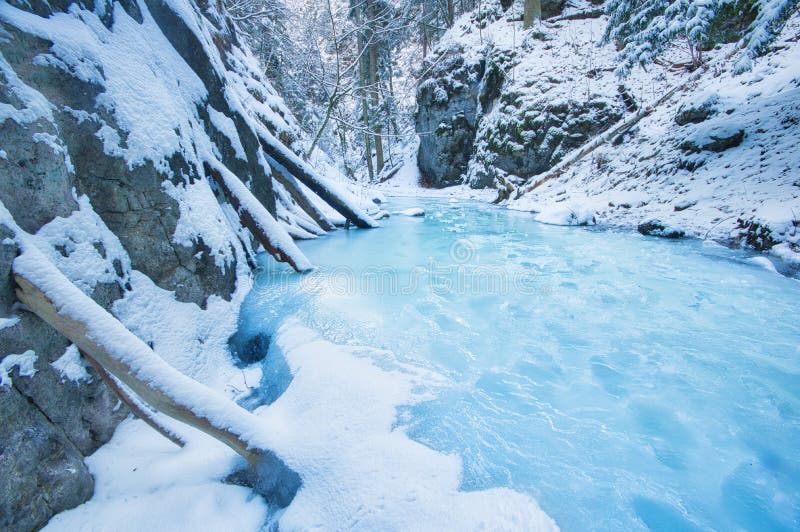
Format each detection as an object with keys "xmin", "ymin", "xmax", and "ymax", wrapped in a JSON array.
[
  {"xmin": 535, "ymin": 204, "xmax": 597, "ymax": 226},
  {"xmin": 394, "ymin": 207, "xmax": 426, "ymax": 217},
  {"xmin": 637, "ymin": 219, "xmax": 686, "ymax": 239}
]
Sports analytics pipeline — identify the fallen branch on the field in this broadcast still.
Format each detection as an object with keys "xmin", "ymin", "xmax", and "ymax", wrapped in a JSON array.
[
  {"xmin": 204, "ymin": 161, "xmax": 313, "ymax": 272},
  {"xmin": 81, "ymin": 349, "xmax": 186, "ymax": 448},
  {"xmin": 13, "ymin": 244, "xmax": 270, "ymax": 465}
]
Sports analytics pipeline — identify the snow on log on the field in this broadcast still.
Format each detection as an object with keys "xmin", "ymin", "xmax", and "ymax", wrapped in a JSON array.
[
  {"xmin": 258, "ymin": 134, "xmax": 377, "ymax": 229},
  {"xmin": 81, "ymin": 349, "xmax": 186, "ymax": 448},
  {"xmin": 13, "ymin": 244, "xmax": 272, "ymax": 464},
  {"xmin": 270, "ymin": 159, "xmax": 336, "ymax": 232},
  {"xmin": 203, "ymin": 160, "xmax": 313, "ymax": 272}
]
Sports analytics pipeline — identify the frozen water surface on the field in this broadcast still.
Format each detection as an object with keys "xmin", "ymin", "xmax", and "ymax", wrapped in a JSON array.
[{"xmin": 241, "ymin": 197, "xmax": 800, "ymax": 531}]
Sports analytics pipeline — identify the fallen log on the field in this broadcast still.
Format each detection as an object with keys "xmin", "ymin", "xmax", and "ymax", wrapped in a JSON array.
[
  {"xmin": 257, "ymin": 133, "xmax": 377, "ymax": 229},
  {"xmin": 81, "ymin": 349, "xmax": 186, "ymax": 448},
  {"xmin": 270, "ymin": 159, "xmax": 336, "ymax": 232},
  {"xmin": 203, "ymin": 160, "xmax": 313, "ymax": 272},
  {"xmin": 13, "ymin": 244, "xmax": 271, "ymax": 465}
]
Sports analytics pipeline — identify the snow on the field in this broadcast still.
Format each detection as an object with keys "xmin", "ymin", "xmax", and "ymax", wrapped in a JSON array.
[
  {"xmin": 207, "ymin": 105, "xmax": 247, "ymax": 161},
  {"xmin": 43, "ymin": 420, "xmax": 270, "ymax": 532},
  {"xmin": 51, "ymin": 344, "xmax": 92, "ymax": 383},
  {"xmin": 161, "ymin": 178, "xmax": 240, "ymax": 270},
  {"xmin": 394, "ymin": 207, "xmax": 426, "ymax": 217},
  {"xmin": 376, "ymin": 139, "xmax": 495, "ymax": 201},
  {"xmin": 501, "ymin": 11, "xmax": 800, "ymax": 252},
  {"xmin": 0, "ymin": 1, "xmax": 208, "ymax": 173},
  {"xmin": 0, "ymin": 350, "xmax": 37, "ymax": 387},
  {"xmin": 32, "ymin": 132, "xmax": 74, "ymax": 173},
  {"xmin": 0, "ymin": 52, "xmax": 54, "ymax": 125},
  {"xmin": 256, "ymin": 320, "xmax": 559, "ymax": 531},
  {"xmin": 31, "ymin": 194, "xmax": 131, "ymax": 295},
  {"xmin": 748, "ymin": 255, "xmax": 780, "ymax": 273},
  {"xmin": 534, "ymin": 204, "xmax": 596, "ymax": 226},
  {"xmin": 0, "ymin": 315, "xmax": 19, "ymax": 330}
]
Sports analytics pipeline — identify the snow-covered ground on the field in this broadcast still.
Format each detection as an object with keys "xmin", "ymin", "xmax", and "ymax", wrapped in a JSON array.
[{"xmin": 497, "ymin": 12, "xmax": 800, "ymax": 273}]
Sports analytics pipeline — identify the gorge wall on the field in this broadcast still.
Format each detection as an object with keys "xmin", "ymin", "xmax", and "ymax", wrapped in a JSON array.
[{"xmin": 0, "ymin": 0, "xmax": 313, "ymax": 529}]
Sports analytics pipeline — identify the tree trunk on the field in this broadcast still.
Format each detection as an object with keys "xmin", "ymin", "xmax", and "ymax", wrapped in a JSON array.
[
  {"xmin": 271, "ymin": 161, "xmax": 336, "ymax": 231},
  {"xmin": 357, "ymin": 19, "xmax": 375, "ymax": 182},
  {"xmin": 368, "ymin": 35, "xmax": 384, "ymax": 175},
  {"xmin": 523, "ymin": 0, "xmax": 540, "ymax": 29},
  {"xmin": 13, "ymin": 248, "xmax": 270, "ymax": 465},
  {"xmin": 256, "ymin": 132, "xmax": 377, "ymax": 228},
  {"xmin": 203, "ymin": 162, "xmax": 313, "ymax": 272},
  {"xmin": 82, "ymin": 350, "xmax": 186, "ymax": 448}
]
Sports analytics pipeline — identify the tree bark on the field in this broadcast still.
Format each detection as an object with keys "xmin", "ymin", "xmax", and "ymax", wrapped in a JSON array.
[{"xmin": 523, "ymin": 0, "xmax": 540, "ymax": 29}]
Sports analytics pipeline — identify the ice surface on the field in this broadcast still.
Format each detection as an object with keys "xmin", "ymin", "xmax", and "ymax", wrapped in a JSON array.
[{"xmin": 244, "ymin": 197, "xmax": 800, "ymax": 531}]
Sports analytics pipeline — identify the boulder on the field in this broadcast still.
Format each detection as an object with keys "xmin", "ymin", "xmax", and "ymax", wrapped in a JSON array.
[
  {"xmin": 638, "ymin": 219, "xmax": 686, "ymax": 239},
  {"xmin": 675, "ymin": 92, "xmax": 720, "ymax": 126}
]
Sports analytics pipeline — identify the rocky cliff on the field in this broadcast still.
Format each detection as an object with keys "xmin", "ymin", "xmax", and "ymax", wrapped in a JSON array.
[
  {"xmin": 0, "ymin": 0, "xmax": 315, "ymax": 529},
  {"xmin": 416, "ymin": 0, "xmax": 623, "ymax": 189}
]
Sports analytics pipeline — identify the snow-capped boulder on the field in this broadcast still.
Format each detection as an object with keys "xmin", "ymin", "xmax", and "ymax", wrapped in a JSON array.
[
  {"xmin": 675, "ymin": 91, "xmax": 721, "ymax": 126},
  {"xmin": 638, "ymin": 219, "xmax": 686, "ymax": 239},
  {"xmin": 679, "ymin": 120, "xmax": 746, "ymax": 153},
  {"xmin": 395, "ymin": 207, "xmax": 425, "ymax": 217}
]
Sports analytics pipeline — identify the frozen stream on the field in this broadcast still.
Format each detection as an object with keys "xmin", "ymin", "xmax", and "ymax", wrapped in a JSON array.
[{"xmin": 239, "ymin": 197, "xmax": 800, "ymax": 530}]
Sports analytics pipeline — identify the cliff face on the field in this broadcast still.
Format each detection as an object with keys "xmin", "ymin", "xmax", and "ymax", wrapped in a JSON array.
[
  {"xmin": 0, "ymin": 1, "xmax": 307, "ymax": 529},
  {"xmin": 415, "ymin": 1, "xmax": 625, "ymax": 189}
]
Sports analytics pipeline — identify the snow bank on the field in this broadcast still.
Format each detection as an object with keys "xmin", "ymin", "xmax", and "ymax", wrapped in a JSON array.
[
  {"xmin": 394, "ymin": 207, "xmax": 426, "ymax": 217},
  {"xmin": 39, "ymin": 315, "xmax": 559, "ymax": 531},
  {"xmin": 43, "ymin": 420, "xmax": 270, "ymax": 532},
  {"xmin": 256, "ymin": 320, "xmax": 559, "ymax": 531},
  {"xmin": 534, "ymin": 205, "xmax": 597, "ymax": 226}
]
